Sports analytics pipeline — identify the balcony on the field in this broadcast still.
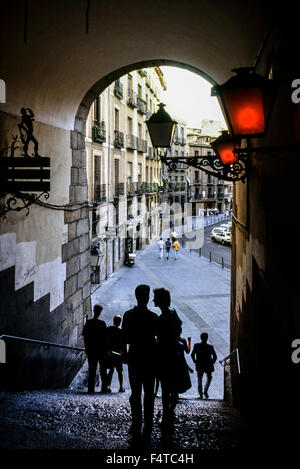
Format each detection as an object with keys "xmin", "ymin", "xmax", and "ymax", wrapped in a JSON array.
[
  {"xmin": 127, "ymin": 182, "xmax": 138, "ymax": 195},
  {"xmin": 127, "ymin": 89, "xmax": 137, "ymax": 108},
  {"xmin": 94, "ymin": 184, "xmax": 107, "ymax": 203},
  {"xmin": 207, "ymin": 179, "xmax": 215, "ymax": 185},
  {"xmin": 92, "ymin": 121, "xmax": 106, "ymax": 143},
  {"xmin": 218, "ymin": 192, "xmax": 224, "ymax": 200},
  {"xmin": 217, "ymin": 179, "xmax": 224, "ymax": 185},
  {"xmin": 174, "ymin": 183, "xmax": 186, "ymax": 192},
  {"xmin": 208, "ymin": 193, "xmax": 216, "ymax": 199},
  {"xmin": 114, "ymin": 80, "xmax": 123, "ymax": 99},
  {"xmin": 137, "ymin": 96, "xmax": 147, "ymax": 115},
  {"xmin": 137, "ymin": 138, "xmax": 147, "ymax": 153},
  {"xmin": 114, "ymin": 182, "xmax": 125, "ymax": 197},
  {"xmin": 147, "ymin": 146, "xmax": 154, "ymax": 159},
  {"xmin": 114, "ymin": 130, "xmax": 124, "ymax": 148},
  {"xmin": 126, "ymin": 134, "xmax": 138, "ymax": 150}
]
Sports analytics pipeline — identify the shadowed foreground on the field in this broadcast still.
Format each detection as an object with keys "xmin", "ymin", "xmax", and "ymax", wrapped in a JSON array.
[{"xmin": 0, "ymin": 390, "xmax": 246, "ymax": 452}]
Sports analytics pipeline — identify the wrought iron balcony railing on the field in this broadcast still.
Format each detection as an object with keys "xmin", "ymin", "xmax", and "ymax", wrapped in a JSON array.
[
  {"xmin": 148, "ymin": 146, "xmax": 154, "ymax": 159},
  {"xmin": 218, "ymin": 192, "xmax": 224, "ymax": 200},
  {"xmin": 92, "ymin": 121, "xmax": 106, "ymax": 143},
  {"xmin": 114, "ymin": 130, "xmax": 124, "ymax": 148},
  {"xmin": 137, "ymin": 96, "xmax": 147, "ymax": 114},
  {"xmin": 126, "ymin": 134, "xmax": 138, "ymax": 150},
  {"xmin": 114, "ymin": 80, "xmax": 123, "ymax": 99},
  {"xmin": 127, "ymin": 182, "xmax": 139, "ymax": 195},
  {"xmin": 114, "ymin": 182, "xmax": 125, "ymax": 197},
  {"xmin": 127, "ymin": 89, "xmax": 138, "ymax": 108},
  {"xmin": 94, "ymin": 184, "xmax": 107, "ymax": 203},
  {"xmin": 137, "ymin": 138, "xmax": 147, "ymax": 153}
]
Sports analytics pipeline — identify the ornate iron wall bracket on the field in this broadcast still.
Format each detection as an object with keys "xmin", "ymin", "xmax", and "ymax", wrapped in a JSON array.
[
  {"xmin": 160, "ymin": 154, "xmax": 250, "ymax": 182},
  {"xmin": 1, "ymin": 191, "xmax": 50, "ymax": 216}
]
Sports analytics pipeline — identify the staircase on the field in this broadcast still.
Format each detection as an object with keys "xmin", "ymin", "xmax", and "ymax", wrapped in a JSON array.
[{"xmin": 0, "ymin": 389, "xmax": 246, "ymax": 451}]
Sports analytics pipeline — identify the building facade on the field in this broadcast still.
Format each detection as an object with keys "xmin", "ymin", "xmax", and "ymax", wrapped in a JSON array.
[
  {"xmin": 85, "ymin": 67, "xmax": 166, "ymax": 284},
  {"xmin": 187, "ymin": 121, "xmax": 232, "ymax": 216}
]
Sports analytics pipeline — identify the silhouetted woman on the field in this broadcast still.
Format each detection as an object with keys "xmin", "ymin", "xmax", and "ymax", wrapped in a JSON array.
[{"xmin": 153, "ymin": 288, "xmax": 191, "ymax": 430}]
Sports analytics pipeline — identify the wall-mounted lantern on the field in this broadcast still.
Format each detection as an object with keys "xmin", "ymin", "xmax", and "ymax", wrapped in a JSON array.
[
  {"xmin": 146, "ymin": 103, "xmax": 177, "ymax": 148},
  {"xmin": 210, "ymin": 131, "xmax": 240, "ymax": 165},
  {"xmin": 211, "ymin": 67, "xmax": 277, "ymax": 138}
]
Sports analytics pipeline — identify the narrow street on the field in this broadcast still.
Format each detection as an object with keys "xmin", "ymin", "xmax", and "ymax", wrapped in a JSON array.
[{"xmin": 82, "ymin": 240, "xmax": 230, "ymax": 399}]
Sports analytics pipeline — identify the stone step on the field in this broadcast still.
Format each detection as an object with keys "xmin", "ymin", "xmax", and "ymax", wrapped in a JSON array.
[{"xmin": 0, "ymin": 389, "xmax": 245, "ymax": 451}]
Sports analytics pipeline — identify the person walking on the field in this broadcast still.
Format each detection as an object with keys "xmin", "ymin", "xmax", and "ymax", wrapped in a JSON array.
[
  {"xmin": 171, "ymin": 229, "xmax": 178, "ymax": 244},
  {"xmin": 157, "ymin": 237, "xmax": 164, "ymax": 260},
  {"xmin": 191, "ymin": 332, "xmax": 217, "ymax": 399},
  {"xmin": 82, "ymin": 304, "xmax": 109, "ymax": 394},
  {"xmin": 165, "ymin": 238, "xmax": 171, "ymax": 259},
  {"xmin": 122, "ymin": 284, "xmax": 159, "ymax": 438},
  {"xmin": 173, "ymin": 238, "xmax": 180, "ymax": 259},
  {"xmin": 106, "ymin": 315, "xmax": 127, "ymax": 392},
  {"xmin": 153, "ymin": 287, "xmax": 191, "ymax": 431}
]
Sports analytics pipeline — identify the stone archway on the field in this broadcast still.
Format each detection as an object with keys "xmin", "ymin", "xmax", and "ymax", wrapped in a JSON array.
[{"xmin": 65, "ymin": 60, "xmax": 218, "ymax": 357}]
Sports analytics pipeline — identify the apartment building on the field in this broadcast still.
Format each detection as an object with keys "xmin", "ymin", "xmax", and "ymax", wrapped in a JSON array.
[
  {"xmin": 187, "ymin": 122, "xmax": 232, "ymax": 216},
  {"xmin": 85, "ymin": 68, "xmax": 166, "ymax": 284}
]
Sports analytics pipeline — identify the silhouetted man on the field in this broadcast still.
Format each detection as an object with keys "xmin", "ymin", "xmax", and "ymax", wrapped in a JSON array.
[
  {"xmin": 191, "ymin": 332, "xmax": 217, "ymax": 398},
  {"xmin": 82, "ymin": 304, "xmax": 109, "ymax": 393},
  {"xmin": 106, "ymin": 314, "xmax": 126, "ymax": 392},
  {"xmin": 122, "ymin": 284, "xmax": 159, "ymax": 437}
]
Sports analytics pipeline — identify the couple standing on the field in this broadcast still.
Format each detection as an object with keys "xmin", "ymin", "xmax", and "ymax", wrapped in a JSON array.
[{"xmin": 122, "ymin": 284, "xmax": 191, "ymax": 438}]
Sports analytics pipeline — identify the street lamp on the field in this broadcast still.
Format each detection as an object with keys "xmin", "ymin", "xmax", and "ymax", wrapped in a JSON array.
[
  {"xmin": 211, "ymin": 131, "xmax": 240, "ymax": 165},
  {"xmin": 211, "ymin": 67, "xmax": 277, "ymax": 138},
  {"xmin": 146, "ymin": 103, "xmax": 177, "ymax": 148}
]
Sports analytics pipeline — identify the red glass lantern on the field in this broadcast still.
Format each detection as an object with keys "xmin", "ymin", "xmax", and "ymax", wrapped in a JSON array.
[
  {"xmin": 211, "ymin": 131, "xmax": 240, "ymax": 165},
  {"xmin": 211, "ymin": 67, "xmax": 277, "ymax": 138}
]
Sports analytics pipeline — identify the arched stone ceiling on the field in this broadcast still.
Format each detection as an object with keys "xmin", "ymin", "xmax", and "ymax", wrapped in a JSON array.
[{"xmin": 0, "ymin": 0, "xmax": 271, "ymax": 130}]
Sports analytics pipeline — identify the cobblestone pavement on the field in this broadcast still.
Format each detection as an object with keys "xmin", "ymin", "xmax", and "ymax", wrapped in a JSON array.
[
  {"xmin": 89, "ymin": 241, "xmax": 230, "ymax": 399},
  {"xmin": 0, "ymin": 390, "xmax": 247, "ymax": 453}
]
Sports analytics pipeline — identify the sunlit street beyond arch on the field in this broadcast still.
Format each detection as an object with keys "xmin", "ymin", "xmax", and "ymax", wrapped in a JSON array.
[{"xmin": 73, "ymin": 239, "xmax": 230, "ymax": 399}]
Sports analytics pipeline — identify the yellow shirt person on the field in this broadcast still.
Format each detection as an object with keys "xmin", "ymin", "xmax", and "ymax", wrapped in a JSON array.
[{"xmin": 173, "ymin": 240, "xmax": 180, "ymax": 259}]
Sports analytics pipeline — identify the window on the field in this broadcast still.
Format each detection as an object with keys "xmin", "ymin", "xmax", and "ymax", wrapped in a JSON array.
[
  {"xmin": 138, "ymin": 84, "xmax": 142, "ymax": 97},
  {"xmin": 128, "ymin": 75, "xmax": 132, "ymax": 90},
  {"xmin": 94, "ymin": 155, "xmax": 101, "ymax": 200},
  {"xmin": 138, "ymin": 123, "xmax": 142, "ymax": 139},
  {"xmin": 195, "ymin": 150, "xmax": 199, "ymax": 156},
  {"xmin": 94, "ymin": 97, "xmax": 100, "ymax": 122},
  {"xmin": 127, "ymin": 117, "xmax": 133, "ymax": 134},
  {"xmin": 127, "ymin": 161, "xmax": 133, "ymax": 184},
  {"xmin": 114, "ymin": 108, "xmax": 119, "ymax": 131}
]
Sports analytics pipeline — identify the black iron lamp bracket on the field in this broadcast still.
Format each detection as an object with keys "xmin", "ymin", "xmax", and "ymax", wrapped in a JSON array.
[{"xmin": 160, "ymin": 152, "xmax": 250, "ymax": 183}]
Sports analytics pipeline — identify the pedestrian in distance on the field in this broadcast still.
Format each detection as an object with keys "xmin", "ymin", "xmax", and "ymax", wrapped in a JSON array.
[
  {"xmin": 191, "ymin": 332, "xmax": 217, "ymax": 399},
  {"xmin": 82, "ymin": 304, "xmax": 110, "ymax": 394},
  {"xmin": 122, "ymin": 284, "xmax": 159, "ymax": 439},
  {"xmin": 158, "ymin": 237, "xmax": 164, "ymax": 260},
  {"xmin": 106, "ymin": 315, "xmax": 127, "ymax": 392},
  {"xmin": 165, "ymin": 238, "xmax": 172, "ymax": 259},
  {"xmin": 171, "ymin": 229, "xmax": 178, "ymax": 244},
  {"xmin": 173, "ymin": 238, "xmax": 180, "ymax": 259}
]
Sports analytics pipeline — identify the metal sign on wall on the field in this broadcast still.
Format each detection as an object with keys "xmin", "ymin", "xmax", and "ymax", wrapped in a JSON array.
[{"xmin": 0, "ymin": 108, "xmax": 50, "ymax": 215}]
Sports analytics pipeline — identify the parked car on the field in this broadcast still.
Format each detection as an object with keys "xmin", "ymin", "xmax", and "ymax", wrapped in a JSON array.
[
  {"xmin": 220, "ymin": 223, "xmax": 231, "ymax": 232},
  {"xmin": 214, "ymin": 231, "xmax": 232, "ymax": 245},
  {"xmin": 210, "ymin": 227, "xmax": 225, "ymax": 241}
]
